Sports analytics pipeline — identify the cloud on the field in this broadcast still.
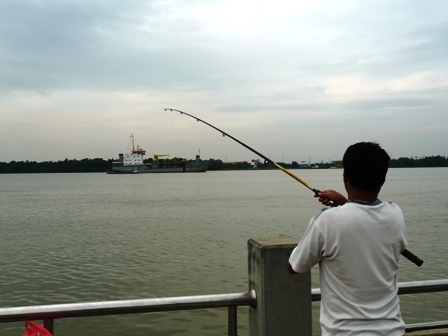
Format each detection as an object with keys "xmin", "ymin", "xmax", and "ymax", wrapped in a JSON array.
[{"xmin": 0, "ymin": 0, "xmax": 447, "ymax": 162}]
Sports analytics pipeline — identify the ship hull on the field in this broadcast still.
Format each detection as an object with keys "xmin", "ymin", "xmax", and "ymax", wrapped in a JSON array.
[
  {"xmin": 107, "ymin": 169, "xmax": 140, "ymax": 174},
  {"xmin": 109, "ymin": 163, "xmax": 207, "ymax": 173}
]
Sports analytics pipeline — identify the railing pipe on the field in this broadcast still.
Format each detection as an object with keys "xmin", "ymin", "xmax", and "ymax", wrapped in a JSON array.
[
  {"xmin": 397, "ymin": 279, "xmax": 448, "ymax": 295},
  {"xmin": 0, "ymin": 291, "xmax": 256, "ymax": 324},
  {"xmin": 43, "ymin": 319, "xmax": 54, "ymax": 333},
  {"xmin": 312, "ymin": 279, "xmax": 448, "ymax": 301},
  {"xmin": 405, "ymin": 321, "xmax": 448, "ymax": 333},
  {"xmin": 228, "ymin": 306, "xmax": 238, "ymax": 336}
]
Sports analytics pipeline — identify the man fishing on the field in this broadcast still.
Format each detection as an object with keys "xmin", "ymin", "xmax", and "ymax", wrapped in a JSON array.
[
  {"xmin": 167, "ymin": 108, "xmax": 421, "ymax": 265},
  {"xmin": 288, "ymin": 142, "xmax": 407, "ymax": 336}
]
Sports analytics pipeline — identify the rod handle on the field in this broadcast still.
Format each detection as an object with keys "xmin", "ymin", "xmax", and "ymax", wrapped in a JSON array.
[
  {"xmin": 401, "ymin": 249, "xmax": 424, "ymax": 267},
  {"xmin": 313, "ymin": 189, "xmax": 339, "ymax": 207}
]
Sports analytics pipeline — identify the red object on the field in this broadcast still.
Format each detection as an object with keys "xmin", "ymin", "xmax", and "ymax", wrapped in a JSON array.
[{"xmin": 22, "ymin": 321, "xmax": 53, "ymax": 336}]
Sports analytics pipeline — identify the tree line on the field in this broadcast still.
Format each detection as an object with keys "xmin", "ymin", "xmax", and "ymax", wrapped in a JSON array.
[
  {"xmin": 388, "ymin": 155, "xmax": 448, "ymax": 168},
  {"xmin": 0, "ymin": 158, "xmax": 114, "ymax": 174},
  {"xmin": 0, "ymin": 155, "xmax": 447, "ymax": 173}
]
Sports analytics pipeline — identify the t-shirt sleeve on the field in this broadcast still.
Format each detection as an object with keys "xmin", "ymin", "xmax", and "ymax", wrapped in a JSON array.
[{"xmin": 289, "ymin": 216, "xmax": 325, "ymax": 273}]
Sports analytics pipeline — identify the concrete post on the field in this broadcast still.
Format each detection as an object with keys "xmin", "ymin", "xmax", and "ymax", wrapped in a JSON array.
[{"xmin": 248, "ymin": 237, "xmax": 312, "ymax": 336}]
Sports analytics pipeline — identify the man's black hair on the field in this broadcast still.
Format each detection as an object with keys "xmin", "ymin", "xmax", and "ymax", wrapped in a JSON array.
[{"xmin": 343, "ymin": 142, "xmax": 391, "ymax": 191}]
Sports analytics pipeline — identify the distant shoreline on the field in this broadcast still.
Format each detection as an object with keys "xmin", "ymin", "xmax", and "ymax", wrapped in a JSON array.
[{"xmin": 0, "ymin": 155, "xmax": 447, "ymax": 174}]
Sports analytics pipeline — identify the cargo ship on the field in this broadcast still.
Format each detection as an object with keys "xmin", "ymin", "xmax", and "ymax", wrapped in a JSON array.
[{"xmin": 107, "ymin": 134, "xmax": 208, "ymax": 174}]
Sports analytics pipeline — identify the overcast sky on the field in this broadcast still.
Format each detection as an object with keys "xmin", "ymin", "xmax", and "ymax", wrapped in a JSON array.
[{"xmin": 1, "ymin": 0, "xmax": 447, "ymax": 163}]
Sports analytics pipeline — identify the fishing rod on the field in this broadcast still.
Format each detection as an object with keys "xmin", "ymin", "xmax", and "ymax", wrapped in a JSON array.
[
  {"xmin": 165, "ymin": 108, "xmax": 318, "ymax": 193},
  {"xmin": 164, "ymin": 108, "xmax": 424, "ymax": 267}
]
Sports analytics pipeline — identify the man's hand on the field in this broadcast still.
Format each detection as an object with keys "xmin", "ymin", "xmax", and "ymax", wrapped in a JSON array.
[{"xmin": 314, "ymin": 189, "xmax": 348, "ymax": 206}]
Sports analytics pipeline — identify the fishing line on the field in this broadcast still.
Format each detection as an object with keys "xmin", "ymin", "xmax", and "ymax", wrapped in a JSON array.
[
  {"xmin": 164, "ymin": 109, "xmax": 186, "ymax": 160},
  {"xmin": 164, "ymin": 107, "xmax": 424, "ymax": 267}
]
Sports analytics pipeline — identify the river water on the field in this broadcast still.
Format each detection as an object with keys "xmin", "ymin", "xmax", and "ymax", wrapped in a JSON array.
[{"xmin": 1, "ymin": 168, "xmax": 447, "ymax": 335}]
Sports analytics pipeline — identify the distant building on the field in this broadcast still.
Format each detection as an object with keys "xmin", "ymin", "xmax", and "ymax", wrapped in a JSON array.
[
  {"xmin": 334, "ymin": 160, "xmax": 343, "ymax": 168},
  {"xmin": 299, "ymin": 161, "xmax": 310, "ymax": 168}
]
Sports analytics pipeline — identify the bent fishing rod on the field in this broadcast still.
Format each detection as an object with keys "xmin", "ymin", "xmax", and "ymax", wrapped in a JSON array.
[
  {"xmin": 164, "ymin": 108, "xmax": 424, "ymax": 267},
  {"xmin": 165, "ymin": 108, "xmax": 318, "ymax": 193}
]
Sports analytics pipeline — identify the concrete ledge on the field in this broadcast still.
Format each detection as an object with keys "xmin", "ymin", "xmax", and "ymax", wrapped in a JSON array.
[{"xmin": 248, "ymin": 237, "xmax": 312, "ymax": 336}]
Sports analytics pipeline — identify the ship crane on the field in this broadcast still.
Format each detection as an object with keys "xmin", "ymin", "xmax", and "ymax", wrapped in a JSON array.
[{"xmin": 153, "ymin": 154, "xmax": 170, "ymax": 164}]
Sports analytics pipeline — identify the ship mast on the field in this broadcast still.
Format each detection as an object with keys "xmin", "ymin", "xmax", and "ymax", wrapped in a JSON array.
[
  {"xmin": 129, "ymin": 133, "xmax": 146, "ymax": 155},
  {"xmin": 130, "ymin": 133, "xmax": 135, "ymax": 151}
]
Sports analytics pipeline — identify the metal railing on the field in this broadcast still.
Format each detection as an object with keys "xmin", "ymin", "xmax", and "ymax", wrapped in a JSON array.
[
  {"xmin": 1, "ymin": 280, "xmax": 448, "ymax": 335},
  {"xmin": 0, "ymin": 291, "xmax": 256, "ymax": 336}
]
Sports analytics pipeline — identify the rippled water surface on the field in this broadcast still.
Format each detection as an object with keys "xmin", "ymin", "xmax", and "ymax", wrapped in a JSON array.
[{"xmin": 1, "ymin": 168, "xmax": 447, "ymax": 335}]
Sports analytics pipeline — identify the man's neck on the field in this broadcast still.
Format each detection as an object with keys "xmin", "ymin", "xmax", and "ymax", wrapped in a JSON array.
[{"xmin": 345, "ymin": 185, "xmax": 379, "ymax": 203}]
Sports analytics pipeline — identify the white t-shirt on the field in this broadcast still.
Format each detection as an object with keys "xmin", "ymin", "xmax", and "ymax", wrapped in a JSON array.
[{"xmin": 289, "ymin": 201, "xmax": 407, "ymax": 336}]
